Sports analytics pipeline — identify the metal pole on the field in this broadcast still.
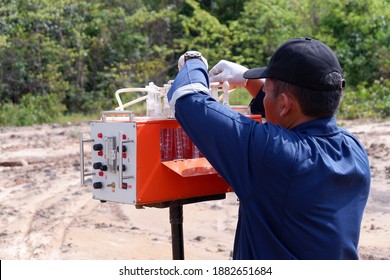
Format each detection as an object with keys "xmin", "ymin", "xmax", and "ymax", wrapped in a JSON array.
[{"xmin": 169, "ymin": 201, "xmax": 184, "ymax": 260}]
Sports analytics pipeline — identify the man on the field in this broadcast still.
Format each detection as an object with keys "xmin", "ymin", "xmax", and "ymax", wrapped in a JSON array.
[{"xmin": 167, "ymin": 38, "xmax": 370, "ymax": 259}]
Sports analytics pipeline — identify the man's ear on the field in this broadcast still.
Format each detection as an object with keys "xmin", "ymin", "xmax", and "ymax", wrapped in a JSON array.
[{"xmin": 279, "ymin": 93, "xmax": 293, "ymax": 117}]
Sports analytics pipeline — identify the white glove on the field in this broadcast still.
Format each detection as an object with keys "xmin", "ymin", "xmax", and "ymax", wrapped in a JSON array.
[
  {"xmin": 178, "ymin": 51, "xmax": 208, "ymax": 71},
  {"xmin": 209, "ymin": 60, "xmax": 248, "ymax": 87}
]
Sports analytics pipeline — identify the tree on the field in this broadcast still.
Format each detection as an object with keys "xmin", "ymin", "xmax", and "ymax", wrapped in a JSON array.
[
  {"xmin": 227, "ymin": 0, "xmax": 308, "ymax": 67},
  {"xmin": 311, "ymin": 0, "xmax": 390, "ymax": 86},
  {"xmin": 0, "ymin": 0, "xmax": 388, "ymax": 125}
]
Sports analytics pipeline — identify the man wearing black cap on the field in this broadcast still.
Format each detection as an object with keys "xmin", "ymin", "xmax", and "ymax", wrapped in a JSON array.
[{"xmin": 167, "ymin": 38, "xmax": 370, "ymax": 259}]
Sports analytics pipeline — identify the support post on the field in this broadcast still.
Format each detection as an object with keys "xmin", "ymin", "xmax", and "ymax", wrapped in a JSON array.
[{"xmin": 169, "ymin": 201, "xmax": 184, "ymax": 260}]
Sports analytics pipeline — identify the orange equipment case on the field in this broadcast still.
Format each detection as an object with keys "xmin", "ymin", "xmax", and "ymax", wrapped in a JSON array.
[{"xmin": 81, "ymin": 112, "xmax": 261, "ymax": 207}]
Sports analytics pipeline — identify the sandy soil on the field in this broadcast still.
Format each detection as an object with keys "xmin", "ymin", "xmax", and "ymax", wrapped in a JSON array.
[{"xmin": 0, "ymin": 119, "xmax": 389, "ymax": 260}]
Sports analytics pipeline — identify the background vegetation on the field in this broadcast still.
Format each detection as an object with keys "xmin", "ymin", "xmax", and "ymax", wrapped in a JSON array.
[{"xmin": 0, "ymin": 0, "xmax": 389, "ymax": 126}]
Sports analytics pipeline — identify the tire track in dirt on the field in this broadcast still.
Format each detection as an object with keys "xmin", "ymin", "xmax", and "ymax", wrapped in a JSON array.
[
  {"xmin": 1, "ymin": 172, "xmax": 93, "ymax": 259},
  {"xmin": 18, "ymin": 184, "xmax": 95, "ymax": 259},
  {"xmin": 0, "ymin": 123, "xmax": 93, "ymax": 259}
]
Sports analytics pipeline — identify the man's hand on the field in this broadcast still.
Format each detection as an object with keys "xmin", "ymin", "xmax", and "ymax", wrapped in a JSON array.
[{"xmin": 209, "ymin": 60, "xmax": 248, "ymax": 87}]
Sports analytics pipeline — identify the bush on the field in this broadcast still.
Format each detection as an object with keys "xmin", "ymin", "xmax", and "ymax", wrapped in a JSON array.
[
  {"xmin": 0, "ymin": 93, "xmax": 66, "ymax": 126},
  {"xmin": 339, "ymin": 78, "xmax": 390, "ymax": 119}
]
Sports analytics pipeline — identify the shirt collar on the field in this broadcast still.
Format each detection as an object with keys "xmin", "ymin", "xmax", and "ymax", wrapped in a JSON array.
[{"xmin": 291, "ymin": 117, "xmax": 340, "ymax": 136}]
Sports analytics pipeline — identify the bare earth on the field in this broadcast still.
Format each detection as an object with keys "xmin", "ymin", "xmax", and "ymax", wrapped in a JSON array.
[{"xmin": 0, "ymin": 119, "xmax": 389, "ymax": 260}]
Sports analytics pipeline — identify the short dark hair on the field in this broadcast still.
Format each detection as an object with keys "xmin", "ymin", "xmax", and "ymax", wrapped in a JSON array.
[{"xmin": 273, "ymin": 72, "xmax": 343, "ymax": 118}]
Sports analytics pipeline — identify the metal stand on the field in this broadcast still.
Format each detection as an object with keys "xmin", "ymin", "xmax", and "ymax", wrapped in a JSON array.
[
  {"xmin": 165, "ymin": 194, "xmax": 226, "ymax": 260},
  {"xmin": 169, "ymin": 202, "xmax": 184, "ymax": 260},
  {"xmin": 144, "ymin": 194, "xmax": 226, "ymax": 260}
]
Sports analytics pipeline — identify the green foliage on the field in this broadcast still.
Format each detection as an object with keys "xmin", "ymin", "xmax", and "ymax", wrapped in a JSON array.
[
  {"xmin": 339, "ymin": 78, "xmax": 390, "ymax": 119},
  {"xmin": 174, "ymin": 0, "xmax": 232, "ymax": 66},
  {"xmin": 0, "ymin": 0, "xmax": 389, "ymax": 126},
  {"xmin": 0, "ymin": 93, "xmax": 66, "ymax": 126},
  {"xmin": 228, "ymin": 0, "xmax": 308, "ymax": 66},
  {"xmin": 197, "ymin": 0, "xmax": 249, "ymax": 24},
  {"xmin": 311, "ymin": 0, "xmax": 390, "ymax": 86}
]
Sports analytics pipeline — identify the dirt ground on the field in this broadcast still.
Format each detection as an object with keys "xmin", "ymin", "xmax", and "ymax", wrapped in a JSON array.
[{"xmin": 0, "ymin": 119, "xmax": 389, "ymax": 260}]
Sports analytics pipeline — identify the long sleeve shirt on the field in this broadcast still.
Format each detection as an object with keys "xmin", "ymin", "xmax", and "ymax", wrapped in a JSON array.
[{"xmin": 167, "ymin": 59, "xmax": 370, "ymax": 259}]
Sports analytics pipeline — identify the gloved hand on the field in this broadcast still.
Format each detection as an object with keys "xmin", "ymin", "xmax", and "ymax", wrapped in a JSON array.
[
  {"xmin": 209, "ymin": 60, "xmax": 248, "ymax": 88},
  {"xmin": 178, "ymin": 51, "xmax": 208, "ymax": 71}
]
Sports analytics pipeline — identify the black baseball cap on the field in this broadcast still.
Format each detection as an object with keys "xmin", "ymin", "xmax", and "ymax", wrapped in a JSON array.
[{"xmin": 243, "ymin": 37, "xmax": 345, "ymax": 91}]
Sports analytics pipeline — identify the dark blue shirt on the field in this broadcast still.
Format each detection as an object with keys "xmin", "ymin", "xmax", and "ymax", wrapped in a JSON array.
[{"xmin": 167, "ymin": 60, "xmax": 370, "ymax": 259}]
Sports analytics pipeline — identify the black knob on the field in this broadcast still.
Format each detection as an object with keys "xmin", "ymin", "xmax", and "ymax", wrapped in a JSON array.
[
  {"xmin": 93, "ymin": 144, "xmax": 103, "ymax": 151},
  {"xmin": 93, "ymin": 162, "xmax": 103, "ymax": 169},
  {"xmin": 93, "ymin": 182, "xmax": 103, "ymax": 189},
  {"xmin": 100, "ymin": 165, "xmax": 108, "ymax": 171},
  {"xmin": 117, "ymin": 145, "xmax": 127, "ymax": 152},
  {"xmin": 117, "ymin": 164, "xmax": 126, "ymax": 171}
]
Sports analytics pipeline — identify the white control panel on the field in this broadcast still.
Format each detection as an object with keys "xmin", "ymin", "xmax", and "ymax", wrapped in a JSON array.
[{"xmin": 90, "ymin": 121, "xmax": 137, "ymax": 204}]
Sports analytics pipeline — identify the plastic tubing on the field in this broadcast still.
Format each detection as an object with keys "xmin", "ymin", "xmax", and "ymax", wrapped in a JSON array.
[{"xmin": 115, "ymin": 88, "xmax": 151, "ymax": 111}]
